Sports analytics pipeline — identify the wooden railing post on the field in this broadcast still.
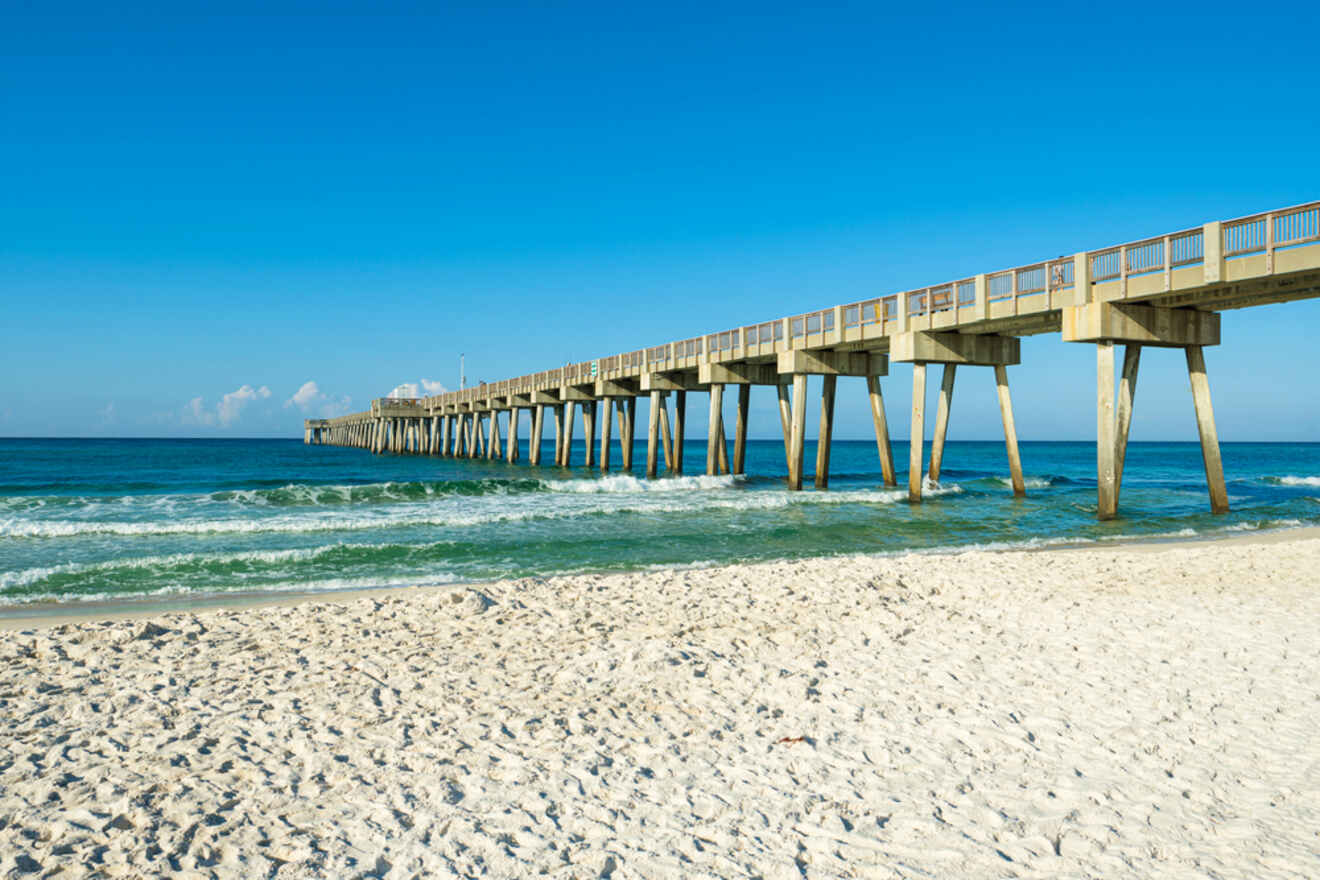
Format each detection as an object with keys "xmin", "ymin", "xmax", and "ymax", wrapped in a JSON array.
[
  {"xmin": 1203, "ymin": 221, "xmax": 1223, "ymax": 283},
  {"xmin": 1265, "ymin": 212, "xmax": 1275, "ymax": 273},
  {"xmin": 1072, "ymin": 252, "xmax": 1091, "ymax": 306}
]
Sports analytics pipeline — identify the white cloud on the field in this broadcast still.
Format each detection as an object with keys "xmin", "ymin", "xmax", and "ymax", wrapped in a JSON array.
[
  {"xmin": 286, "ymin": 381, "xmax": 321, "ymax": 409},
  {"xmin": 99, "ymin": 402, "xmax": 116, "ymax": 425},
  {"xmin": 217, "ymin": 385, "xmax": 271, "ymax": 426},
  {"xmin": 184, "ymin": 384, "xmax": 273, "ymax": 428},
  {"xmin": 285, "ymin": 380, "xmax": 351, "ymax": 418},
  {"xmin": 388, "ymin": 383, "xmax": 420, "ymax": 399},
  {"xmin": 185, "ymin": 396, "xmax": 215, "ymax": 426},
  {"xmin": 386, "ymin": 378, "xmax": 447, "ymax": 400}
]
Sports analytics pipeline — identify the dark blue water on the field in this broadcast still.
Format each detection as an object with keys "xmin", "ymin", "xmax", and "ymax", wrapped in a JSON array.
[{"xmin": 1, "ymin": 438, "xmax": 1317, "ymax": 609}]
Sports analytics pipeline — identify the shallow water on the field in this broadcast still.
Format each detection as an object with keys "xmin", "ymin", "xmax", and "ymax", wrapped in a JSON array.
[{"xmin": 1, "ymin": 437, "xmax": 1317, "ymax": 608}]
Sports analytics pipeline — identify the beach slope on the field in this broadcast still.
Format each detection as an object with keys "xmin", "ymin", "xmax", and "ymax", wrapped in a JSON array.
[{"xmin": 2, "ymin": 532, "xmax": 1319, "ymax": 878}]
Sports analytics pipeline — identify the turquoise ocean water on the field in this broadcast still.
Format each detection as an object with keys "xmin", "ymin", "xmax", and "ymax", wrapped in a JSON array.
[{"xmin": 1, "ymin": 437, "xmax": 1317, "ymax": 613}]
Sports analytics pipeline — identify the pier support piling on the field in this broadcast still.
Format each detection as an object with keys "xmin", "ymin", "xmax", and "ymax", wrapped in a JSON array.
[
  {"xmin": 674, "ymin": 391, "xmax": 686, "ymax": 474},
  {"xmin": 562, "ymin": 403, "xmax": 576, "ymax": 467},
  {"xmin": 815, "ymin": 375, "xmax": 836, "ymax": 489},
  {"xmin": 621, "ymin": 398, "xmax": 637, "ymax": 471},
  {"xmin": 734, "ymin": 385, "xmax": 750, "ymax": 476},
  {"xmin": 777, "ymin": 384, "xmax": 793, "ymax": 473},
  {"xmin": 659, "ymin": 395, "xmax": 674, "ymax": 471},
  {"xmin": 508, "ymin": 407, "xmax": 520, "ymax": 463},
  {"xmin": 552, "ymin": 405, "xmax": 564, "ymax": 466},
  {"xmin": 788, "ymin": 374, "xmax": 808, "ymax": 491},
  {"xmin": 1069, "ymin": 303, "xmax": 1225, "ymax": 519},
  {"xmin": 1114, "ymin": 346, "xmax": 1141, "ymax": 506},
  {"xmin": 994, "ymin": 365, "xmax": 1026, "ymax": 497},
  {"xmin": 890, "ymin": 332, "xmax": 1019, "ymax": 502},
  {"xmin": 1097, "ymin": 342, "xmax": 1118, "ymax": 519},
  {"xmin": 706, "ymin": 385, "xmax": 725, "ymax": 476},
  {"xmin": 647, "ymin": 391, "xmax": 661, "ymax": 478},
  {"xmin": 867, "ymin": 376, "xmax": 897, "ymax": 486},
  {"xmin": 928, "ymin": 365, "xmax": 957, "ymax": 484},
  {"xmin": 530, "ymin": 405, "xmax": 545, "ymax": 466},
  {"xmin": 600, "ymin": 399, "xmax": 613, "ymax": 471},
  {"xmin": 582, "ymin": 401, "xmax": 596, "ymax": 468},
  {"xmin": 615, "ymin": 403, "xmax": 626, "ymax": 467},
  {"xmin": 1186, "ymin": 345, "xmax": 1229, "ymax": 514},
  {"xmin": 909, "ymin": 364, "xmax": 927, "ymax": 503}
]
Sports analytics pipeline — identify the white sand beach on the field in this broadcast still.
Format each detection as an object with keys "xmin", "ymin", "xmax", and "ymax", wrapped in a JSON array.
[{"xmin": 2, "ymin": 530, "xmax": 1319, "ymax": 878}]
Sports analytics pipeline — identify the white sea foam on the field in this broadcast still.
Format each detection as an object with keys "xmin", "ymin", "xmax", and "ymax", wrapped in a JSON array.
[
  {"xmin": 1095, "ymin": 518, "xmax": 1309, "ymax": 543},
  {"xmin": 0, "ymin": 571, "xmax": 463, "ymax": 607},
  {"xmin": 0, "ymin": 545, "xmax": 359, "ymax": 591},
  {"xmin": 547, "ymin": 474, "xmax": 742, "ymax": 493},
  {"xmin": 1220, "ymin": 518, "xmax": 1304, "ymax": 532},
  {"xmin": 1276, "ymin": 475, "xmax": 1320, "ymax": 487},
  {"xmin": 914, "ymin": 534, "xmax": 1096, "ymax": 554},
  {"xmin": 0, "ymin": 482, "xmax": 949, "ymax": 539},
  {"xmin": 994, "ymin": 476, "xmax": 1053, "ymax": 489}
]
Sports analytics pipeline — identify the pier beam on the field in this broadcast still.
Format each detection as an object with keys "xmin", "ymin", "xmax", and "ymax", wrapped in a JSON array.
[
  {"xmin": 928, "ymin": 365, "xmax": 957, "ymax": 484},
  {"xmin": 867, "ymin": 376, "xmax": 897, "ymax": 486}
]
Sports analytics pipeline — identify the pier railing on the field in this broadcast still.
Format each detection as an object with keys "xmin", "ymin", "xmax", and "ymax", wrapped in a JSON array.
[{"xmin": 388, "ymin": 199, "xmax": 1320, "ymax": 413}]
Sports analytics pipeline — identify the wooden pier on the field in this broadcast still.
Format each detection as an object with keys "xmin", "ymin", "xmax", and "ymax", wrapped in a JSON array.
[{"xmin": 306, "ymin": 201, "xmax": 1320, "ymax": 519}]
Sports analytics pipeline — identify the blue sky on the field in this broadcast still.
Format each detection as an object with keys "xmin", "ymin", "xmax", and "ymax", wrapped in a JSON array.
[{"xmin": 3, "ymin": 1, "xmax": 1318, "ymax": 441}]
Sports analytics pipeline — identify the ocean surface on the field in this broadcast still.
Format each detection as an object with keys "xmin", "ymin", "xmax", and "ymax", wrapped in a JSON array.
[{"xmin": 1, "ymin": 437, "xmax": 1317, "ymax": 614}]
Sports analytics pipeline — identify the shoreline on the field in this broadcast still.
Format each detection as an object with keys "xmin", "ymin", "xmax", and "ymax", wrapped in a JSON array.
[{"xmin": 4, "ymin": 522, "xmax": 1318, "ymax": 633}]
